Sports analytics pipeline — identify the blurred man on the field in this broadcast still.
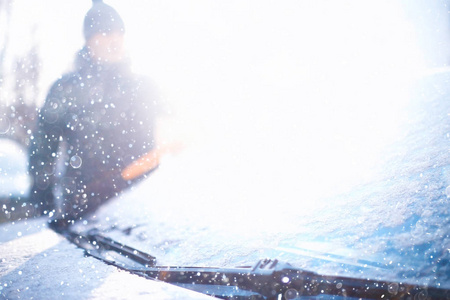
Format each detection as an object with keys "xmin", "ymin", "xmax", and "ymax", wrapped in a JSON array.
[{"xmin": 29, "ymin": 0, "xmax": 162, "ymax": 231}]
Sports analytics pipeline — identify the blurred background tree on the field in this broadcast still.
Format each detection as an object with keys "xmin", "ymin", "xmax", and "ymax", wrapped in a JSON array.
[{"xmin": 0, "ymin": 0, "xmax": 41, "ymax": 148}]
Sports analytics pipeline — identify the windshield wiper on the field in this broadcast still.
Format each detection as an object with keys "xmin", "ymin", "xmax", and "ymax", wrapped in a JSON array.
[{"xmin": 60, "ymin": 228, "xmax": 450, "ymax": 300}]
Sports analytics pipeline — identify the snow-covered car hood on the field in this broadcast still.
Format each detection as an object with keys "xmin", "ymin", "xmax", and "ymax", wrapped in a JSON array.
[
  {"xmin": 56, "ymin": 72, "xmax": 448, "ymax": 294},
  {"xmin": 1, "ymin": 71, "xmax": 449, "ymax": 299}
]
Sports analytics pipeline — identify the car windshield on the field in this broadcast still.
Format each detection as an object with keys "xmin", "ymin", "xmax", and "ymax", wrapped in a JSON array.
[{"xmin": 0, "ymin": 0, "xmax": 449, "ymax": 297}]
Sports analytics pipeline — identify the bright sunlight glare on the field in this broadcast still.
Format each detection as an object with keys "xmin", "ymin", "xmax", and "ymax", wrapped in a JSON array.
[
  {"xmin": 115, "ymin": 0, "xmax": 425, "ymax": 203},
  {"xmin": 6, "ymin": 0, "xmax": 439, "ymax": 230}
]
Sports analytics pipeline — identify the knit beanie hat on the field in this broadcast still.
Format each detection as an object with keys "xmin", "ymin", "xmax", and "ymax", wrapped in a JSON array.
[{"xmin": 83, "ymin": 0, "xmax": 125, "ymax": 41}]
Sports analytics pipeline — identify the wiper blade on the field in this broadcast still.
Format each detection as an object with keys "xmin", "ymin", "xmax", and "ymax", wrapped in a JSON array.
[
  {"xmin": 64, "ymin": 229, "xmax": 156, "ymax": 268},
  {"xmin": 60, "ymin": 228, "xmax": 450, "ymax": 300}
]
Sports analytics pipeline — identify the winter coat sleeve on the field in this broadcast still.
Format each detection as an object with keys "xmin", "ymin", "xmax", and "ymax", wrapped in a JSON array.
[{"xmin": 28, "ymin": 79, "xmax": 67, "ymax": 210}]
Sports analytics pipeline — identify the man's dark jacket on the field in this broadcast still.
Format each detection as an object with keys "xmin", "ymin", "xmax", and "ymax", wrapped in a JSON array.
[{"xmin": 29, "ymin": 49, "xmax": 160, "ymax": 219}]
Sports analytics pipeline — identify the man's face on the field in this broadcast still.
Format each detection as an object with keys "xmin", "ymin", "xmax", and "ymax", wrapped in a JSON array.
[{"xmin": 86, "ymin": 32, "xmax": 125, "ymax": 63}]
